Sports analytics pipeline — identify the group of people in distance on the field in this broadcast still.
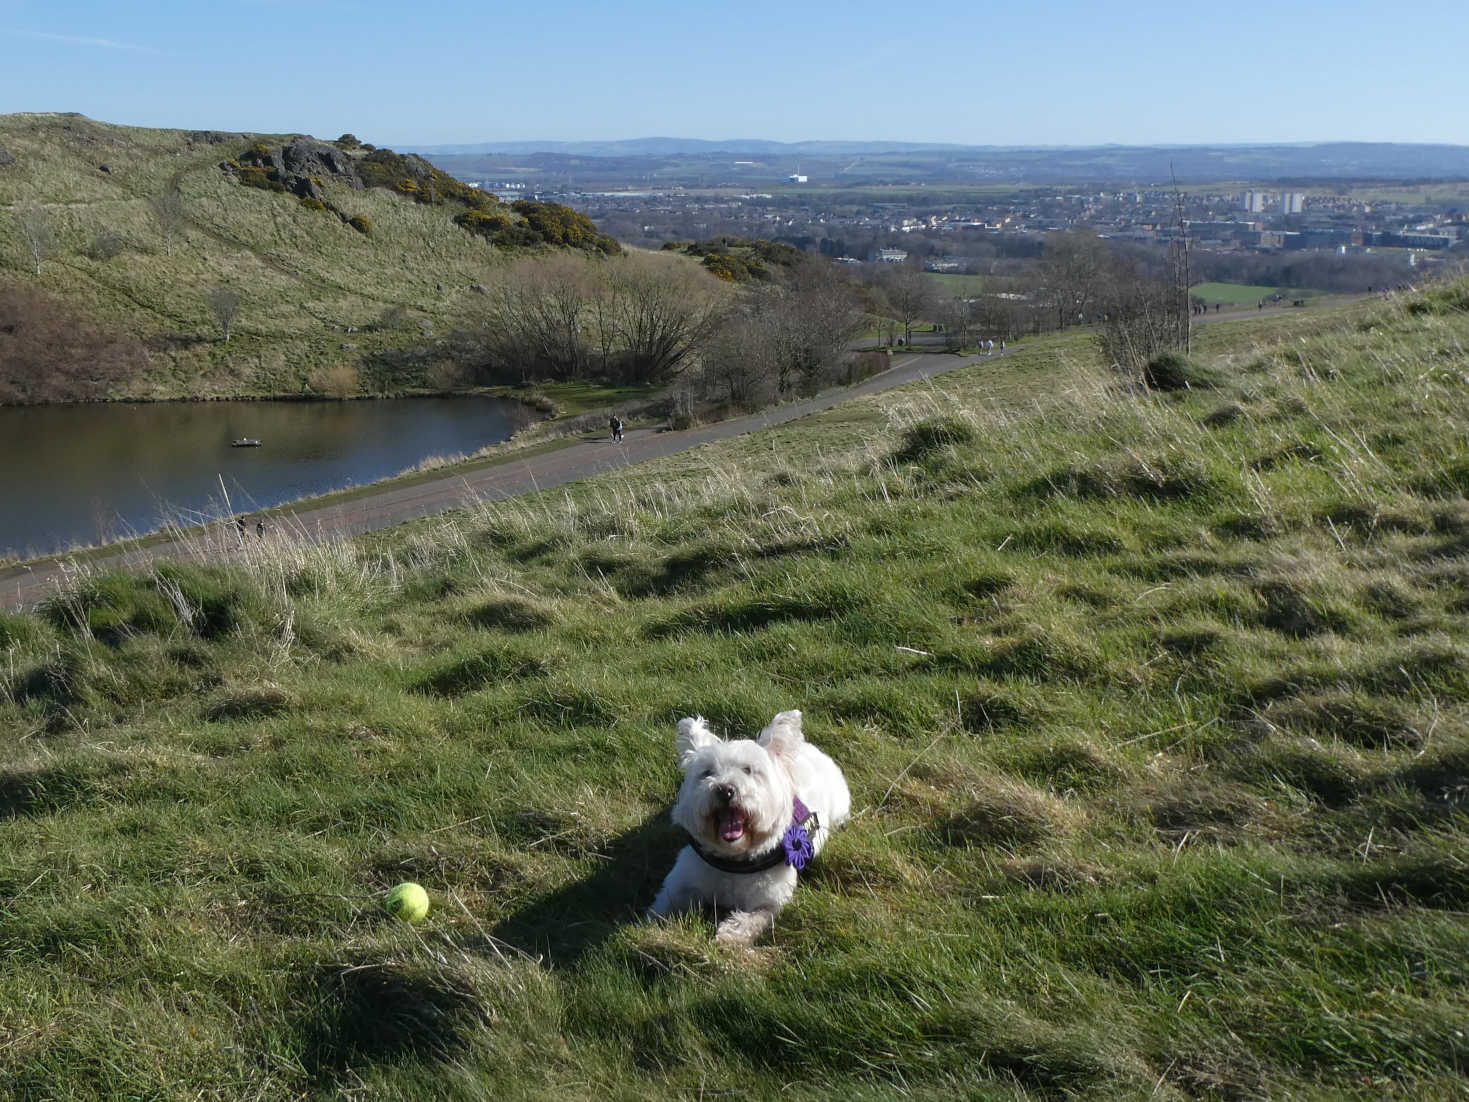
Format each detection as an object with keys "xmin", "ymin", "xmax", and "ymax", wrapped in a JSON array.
[
  {"xmin": 609, "ymin": 415, "xmax": 624, "ymax": 442},
  {"xmin": 234, "ymin": 516, "xmax": 268, "ymax": 539}
]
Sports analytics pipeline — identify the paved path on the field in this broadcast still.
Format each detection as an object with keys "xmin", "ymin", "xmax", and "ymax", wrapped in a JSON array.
[{"xmin": 1, "ymin": 349, "xmax": 1003, "ymax": 610}]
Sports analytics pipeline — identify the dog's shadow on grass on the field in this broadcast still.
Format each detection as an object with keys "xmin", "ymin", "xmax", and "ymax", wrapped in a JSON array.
[{"xmin": 483, "ymin": 806, "xmax": 685, "ymax": 969}]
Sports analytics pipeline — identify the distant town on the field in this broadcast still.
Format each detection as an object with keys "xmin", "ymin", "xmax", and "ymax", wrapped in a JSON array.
[{"xmin": 428, "ymin": 144, "xmax": 1469, "ymax": 291}]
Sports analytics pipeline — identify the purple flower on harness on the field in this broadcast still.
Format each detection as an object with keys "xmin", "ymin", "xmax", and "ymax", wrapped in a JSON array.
[{"xmin": 781, "ymin": 795, "xmax": 818, "ymax": 870}]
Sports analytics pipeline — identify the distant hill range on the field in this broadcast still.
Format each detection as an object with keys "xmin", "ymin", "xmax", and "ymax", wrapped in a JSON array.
[{"xmin": 411, "ymin": 139, "xmax": 1469, "ymax": 182}]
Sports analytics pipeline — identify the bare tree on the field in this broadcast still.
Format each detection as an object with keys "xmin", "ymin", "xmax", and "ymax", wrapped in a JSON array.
[
  {"xmin": 13, "ymin": 202, "xmax": 56, "ymax": 275},
  {"xmin": 1037, "ymin": 231, "xmax": 1109, "ymax": 329},
  {"xmin": 206, "ymin": 286, "xmax": 242, "ymax": 344},
  {"xmin": 605, "ymin": 251, "xmax": 729, "ymax": 385},
  {"xmin": 483, "ymin": 253, "xmax": 598, "ymax": 381},
  {"xmin": 150, "ymin": 186, "xmax": 187, "ymax": 257},
  {"xmin": 1169, "ymin": 167, "xmax": 1192, "ymax": 356},
  {"xmin": 872, "ymin": 262, "xmax": 936, "ymax": 346},
  {"xmin": 0, "ymin": 284, "xmax": 151, "ymax": 403},
  {"xmin": 701, "ymin": 307, "xmax": 780, "ymax": 410},
  {"xmin": 936, "ymin": 294, "xmax": 981, "ymax": 350},
  {"xmin": 1095, "ymin": 260, "xmax": 1179, "ymax": 380},
  {"xmin": 699, "ymin": 257, "xmax": 865, "ymax": 408},
  {"xmin": 471, "ymin": 251, "xmax": 727, "ymax": 387},
  {"xmin": 769, "ymin": 258, "xmax": 867, "ymax": 394}
]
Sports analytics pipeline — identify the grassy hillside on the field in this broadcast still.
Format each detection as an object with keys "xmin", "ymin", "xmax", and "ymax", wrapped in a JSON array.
[
  {"xmin": 2, "ymin": 285, "xmax": 1468, "ymax": 1098},
  {"xmin": 0, "ymin": 114, "xmax": 602, "ymax": 400}
]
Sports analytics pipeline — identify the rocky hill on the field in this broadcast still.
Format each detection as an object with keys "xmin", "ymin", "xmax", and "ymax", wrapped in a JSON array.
[{"xmin": 0, "ymin": 113, "xmax": 615, "ymax": 403}]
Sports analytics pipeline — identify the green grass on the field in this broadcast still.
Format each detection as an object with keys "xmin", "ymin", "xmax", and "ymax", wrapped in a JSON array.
[
  {"xmin": 3, "ymin": 287, "xmax": 1469, "ymax": 1098},
  {"xmin": 928, "ymin": 271, "xmax": 987, "ymax": 295},
  {"xmin": 1192, "ymin": 281, "xmax": 1336, "ymax": 306}
]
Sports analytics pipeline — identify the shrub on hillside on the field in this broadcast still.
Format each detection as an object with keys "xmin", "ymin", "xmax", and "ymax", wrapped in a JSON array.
[
  {"xmin": 890, "ymin": 417, "xmax": 976, "ymax": 464},
  {"xmin": 238, "ymin": 164, "xmax": 285, "ymax": 193},
  {"xmin": 454, "ymin": 209, "xmax": 511, "ymax": 236},
  {"xmin": 509, "ymin": 201, "xmax": 620, "ymax": 254},
  {"xmin": 310, "ymin": 364, "xmax": 360, "ymax": 399},
  {"xmin": 1143, "ymin": 352, "xmax": 1225, "ymax": 392},
  {"xmin": 355, "ymin": 146, "xmax": 489, "ymax": 208},
  {"xmin": 376, "ymin": 304, "xmax": 412, "ymax": 330},
  {"xmin": 0, "ymin": 284, "xmax": 151, "ymax": 403},
  {"xmin": 348, "ymin": 214, "xmax": 372, "ymax": 236},
  {"xmin": 680, "ymin": 236, "xmax": 800, "ymax": 279},
  {"xmin": 701, "ymin": 252, "xmax": 753, "ymax": 282},
  {"xmin": 299, "ymin": 196, "xmax": 327, "ymax": 213},
  {"xmin": 83, "ymin": 230, "xmax": 127, "ymax": 261}
]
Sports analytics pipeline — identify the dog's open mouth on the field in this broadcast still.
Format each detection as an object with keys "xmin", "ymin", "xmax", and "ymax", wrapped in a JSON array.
[{"xmin": 716, "ymin": 807, "xmax": 748, "ymax": 843}]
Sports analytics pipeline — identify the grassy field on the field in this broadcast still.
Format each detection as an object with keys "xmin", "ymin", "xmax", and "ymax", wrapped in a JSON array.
[
  {"xmin": 929, "ymin": 271, "xmax": 988, "ymax": 296},
  {"xmin": 2, "ymin": 284, "xmax": 1468, "ymax": 1098}
]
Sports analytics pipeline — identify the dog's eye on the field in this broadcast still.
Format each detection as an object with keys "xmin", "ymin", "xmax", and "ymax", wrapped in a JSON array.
[
  {"xmin": 700, "ymin": 769, "xmax": 713, "ymax": 779},
  {"xmin": 742, "ymin": 765, "xmax": 752, "ymax": 775}
]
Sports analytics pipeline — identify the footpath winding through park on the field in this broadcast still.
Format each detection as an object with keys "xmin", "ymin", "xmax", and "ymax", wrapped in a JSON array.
[{"xmin": 1, "ymin": 349, "xmax": 1002, "ymax": 611}]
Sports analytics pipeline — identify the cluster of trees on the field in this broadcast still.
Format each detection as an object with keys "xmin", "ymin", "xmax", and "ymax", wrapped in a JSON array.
[
  {"xmin": 0, "ymin": 284, "xmax": 151, "ymax": 404},
  {"xmin": 701, "ymin": 257, "xmax": 868, "ymax": 408},
  {"xmin": 474, "ymin": 251, "xmax": 728, "ymax": 386},
  {"xmin": 369, "ymin": 249, "xmax": 869, "ymax": 409},
  {"xmin": 848, "ymin": 232, "xmax": 1190, "ymax": 377}
]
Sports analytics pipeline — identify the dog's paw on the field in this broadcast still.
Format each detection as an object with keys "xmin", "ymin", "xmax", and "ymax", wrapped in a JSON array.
[{"xmin": 714, "ymin": 908, "xmax": 775, "ymax": 947}]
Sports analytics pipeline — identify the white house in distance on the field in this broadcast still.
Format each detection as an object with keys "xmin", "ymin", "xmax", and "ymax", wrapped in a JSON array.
[{"xmin": 786, "ymin": 167, "xmax": 808, "ymax": 184}]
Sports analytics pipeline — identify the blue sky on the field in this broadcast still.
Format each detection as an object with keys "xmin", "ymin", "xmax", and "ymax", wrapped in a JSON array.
[{"xmin": 2, "ymin": 0, "xmax": 1465, "ymax": 147}]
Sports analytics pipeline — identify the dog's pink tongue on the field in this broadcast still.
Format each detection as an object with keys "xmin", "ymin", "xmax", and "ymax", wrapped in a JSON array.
[{"xmin": 718, "ymin": 809, "xmax": 746, "ymax": 842}]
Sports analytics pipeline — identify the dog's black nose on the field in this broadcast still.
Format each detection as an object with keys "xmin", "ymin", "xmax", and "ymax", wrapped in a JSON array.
[{"xmin": 715, "ymin": 783, "xmax": 736, "ymax": 803}]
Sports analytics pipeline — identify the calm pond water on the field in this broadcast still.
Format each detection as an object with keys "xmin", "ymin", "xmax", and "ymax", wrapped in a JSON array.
[{"xmin": 0, "ymin": 397, "xmax": 535, "ymax": 560}]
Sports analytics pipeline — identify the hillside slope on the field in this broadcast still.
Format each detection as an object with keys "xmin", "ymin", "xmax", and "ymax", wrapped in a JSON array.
[
  {"xmin": 1, "ymin": 288, "xmax": 1467, "ymax": 1097},
  {"xmin": 0, "ymin": 113, "xmax": 610, "ymax": 401}
]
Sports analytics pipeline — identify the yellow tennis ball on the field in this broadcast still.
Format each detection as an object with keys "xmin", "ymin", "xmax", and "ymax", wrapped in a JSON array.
[{"xmin": 385, "ymin": 881, "xmax": 430, "ymax": 922}]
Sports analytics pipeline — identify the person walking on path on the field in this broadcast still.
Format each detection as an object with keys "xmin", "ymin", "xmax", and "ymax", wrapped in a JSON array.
[{"xmin": 611, "ymin": 415, "xmax": 624, "ymax": 443}]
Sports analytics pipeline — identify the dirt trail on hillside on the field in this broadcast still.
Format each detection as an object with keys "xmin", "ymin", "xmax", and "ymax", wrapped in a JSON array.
[{"xmin": 2, "ymin": 349, "xmax": 1002, "ymax": 610}]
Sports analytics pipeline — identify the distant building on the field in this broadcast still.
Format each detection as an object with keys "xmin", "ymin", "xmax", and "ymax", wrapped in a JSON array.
[
  {"xmin": 1185, "ymin": 220, "xmax": 1259, "ymax": 240},
  {"xmin": 1242, "ymin": 190, "xmax": 1268, "ymax": 213},
  {"xmin": 786, "ymin": 173, "xmax": 808, "ymax": 184},
  {"xmin": 876, "ymin": 248, "xmax": 908, "ymax": 263},
  {"xmin": 1370, "ymin": 231, "xmax": 1453, "ymax": 249},
  {"xmin": 1282, "ymin": 192, "xmax": 1306, "ymax": 214}
]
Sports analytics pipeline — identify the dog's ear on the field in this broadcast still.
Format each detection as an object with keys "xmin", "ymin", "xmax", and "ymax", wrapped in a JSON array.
[
  {"xmin": 675, "ymin": 715, "xmax": 719, "ymax": 771},
  {"xmin": 758, "ymin": 709, "xmax": 805, "ymax": 766}
]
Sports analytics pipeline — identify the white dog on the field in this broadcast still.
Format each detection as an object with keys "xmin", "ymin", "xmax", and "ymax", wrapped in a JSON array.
[{"xmin": 650, "ymin": 709, "xmax": 850, "ymax": 945}]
